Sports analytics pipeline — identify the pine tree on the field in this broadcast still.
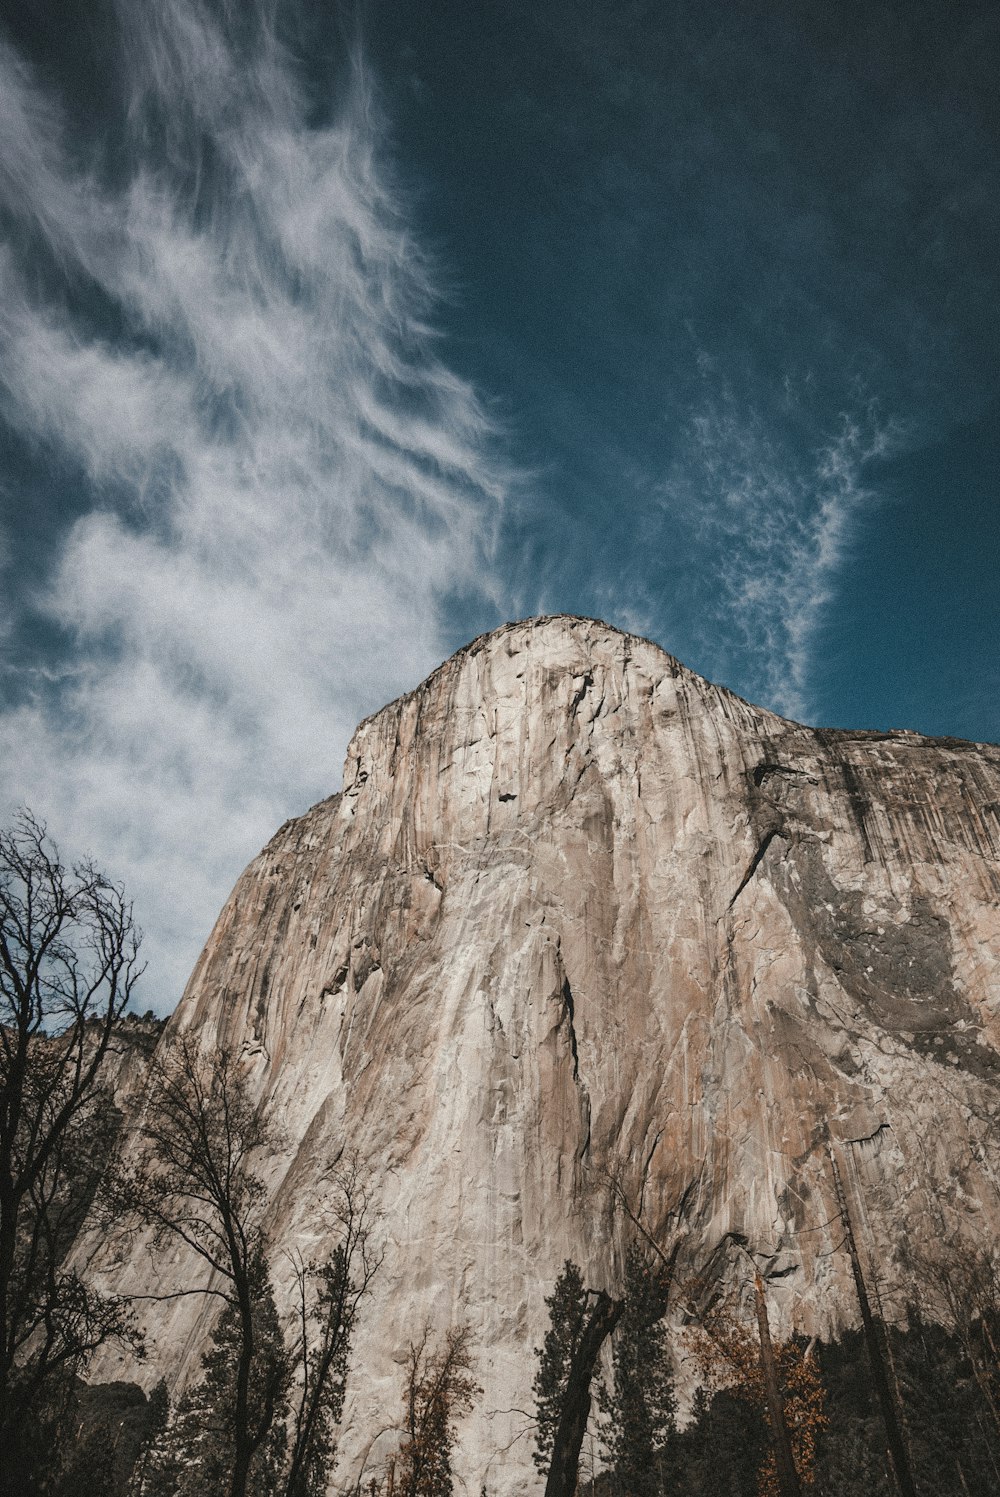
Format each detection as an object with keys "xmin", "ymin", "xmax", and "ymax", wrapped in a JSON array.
[
  {"xmin": 142, "ymin": 1260, "xmax": 289, "ymax": 1497},
  {"xmin": 283, "ymin": 1164, "xmax": 380, "ymax": 1497},
  {"xmin": 600, "ymin": 1246, "xmax": 677, "ymax": 1497},
  {"xmin": 283, "ymin": 1246, "xmax": 357, "ymax": 1497},
  {"xmin": 671, "ymin": 1385, "xmax": 767, "ymax": 1497},
  {"xmin": 532, "ymin": 1261, "xmax": 589, "ymax": 1477}
]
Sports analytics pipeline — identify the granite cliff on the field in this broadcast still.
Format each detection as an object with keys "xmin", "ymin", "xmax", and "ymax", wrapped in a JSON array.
[{"xmin": 84, "ymin": 615, "xmax": 1000, "ymax": 1491}]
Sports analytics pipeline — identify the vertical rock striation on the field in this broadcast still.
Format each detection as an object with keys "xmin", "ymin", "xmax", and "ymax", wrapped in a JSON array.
[{"xmin": 85, "ymin": 616, "xmax": 1000, "ymax": 1492}]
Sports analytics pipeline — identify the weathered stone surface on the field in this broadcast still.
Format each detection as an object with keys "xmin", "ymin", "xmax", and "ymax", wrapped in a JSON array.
[{"xmin": 84, "ymin": 616, "xmax": 1000, "ymax": 1492}]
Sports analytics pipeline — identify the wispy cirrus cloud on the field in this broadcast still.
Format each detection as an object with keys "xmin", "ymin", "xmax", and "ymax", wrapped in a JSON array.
[
  {"xmin": 0, "ymin": 4, "xmax": 511, "ymax": 1009},
  {"xmin": 661, "ymin": 384, "xmax": 900, "ymax": 720}
]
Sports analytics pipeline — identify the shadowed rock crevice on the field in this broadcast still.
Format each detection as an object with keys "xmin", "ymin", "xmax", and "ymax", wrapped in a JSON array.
[
  {"xmin": 560, "ymin": 974, "xmax": 580, "ymax": 1081},
  {"xmin": 752, "ymin": 762, "xmax": 818, "ymax": 788},
  {"xmin": 728, "ymin": 827, "xmax": 785, "ymax": 909}
]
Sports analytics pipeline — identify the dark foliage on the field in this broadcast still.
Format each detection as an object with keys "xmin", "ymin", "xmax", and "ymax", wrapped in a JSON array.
[
  {"xmin": 666, "ymin": 1385, "xmax": 770, "ymax": 1497},
  {"xmin": 603, "ymin": 1316, "xmax": 1000, "ymax": 1497},
  {"xmin": 0, "ymin": 1375, "xmax": 167, "ymax": 1497},
  {"xmin": 51, "ymin": 1378, "xmax": 168, "ymax": 1497},
  {"xmin": 812, "ymin": 1317, "xmax": 1000, "ymax": 1497},
  {"xmin": 283, "ymin": 1163, "xmax": 381, "ymax": 1497},
  {"xmin": 598, "ymin": 1246, "xmax": 677, "ymax": 1497},
  {"xmin": 142, "ymin": 1262, "xmax": 288, "ymax": 1497},
  {"xmin": 533, "ymin": 1261, "xmax": 589, "ymax": 1477}
]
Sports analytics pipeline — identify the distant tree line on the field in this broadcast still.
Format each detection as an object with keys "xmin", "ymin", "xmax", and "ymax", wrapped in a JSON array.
[{"xmin": 3, "ymin": 809, "xmax": 1000, "ymax": 1497}]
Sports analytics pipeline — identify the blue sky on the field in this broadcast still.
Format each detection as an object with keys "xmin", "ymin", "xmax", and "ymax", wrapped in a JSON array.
[{"xmin": 1, "ymin": 0, "xmax": 997, "ymax": 1009}]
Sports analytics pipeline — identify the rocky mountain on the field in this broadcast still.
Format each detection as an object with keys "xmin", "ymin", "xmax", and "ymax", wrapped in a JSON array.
[{"xmin": 83, "ymin": 615, "xmax": 1000, "ymax": 1492}]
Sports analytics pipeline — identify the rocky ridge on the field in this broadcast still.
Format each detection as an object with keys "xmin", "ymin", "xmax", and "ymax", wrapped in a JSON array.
[{"xmin": 85, "ymin": 615, "xmax": 1000, "ymax": 1492}]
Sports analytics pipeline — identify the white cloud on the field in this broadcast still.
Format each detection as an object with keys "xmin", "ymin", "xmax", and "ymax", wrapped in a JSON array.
[
  {"xmin": 0, "ymin": 7, "xmax": 510, "ymax": 1010},
  {"xmin": 662, "ymin": 386, "xmax": 899, "ymax": 720}
]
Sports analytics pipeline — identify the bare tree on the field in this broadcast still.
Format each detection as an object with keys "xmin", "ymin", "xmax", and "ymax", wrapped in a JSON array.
[
  {"xmin": 901, "ymin": 1225, "xmax": 1000, "ymax": 1458},
  {"xmin": 283, "ymin": 1161, "xmax": 382, "ymax": 1497},
  {"xmin": 111, "ymin": 1036, "xmax": 282, "ymax": 1497},
  {"xmin": 0, "ymin": 810, "xmax": 143, "ymax": 1469},
  {"xmin": 374, "ymin": 1324, "xmax": 479, "ymax": 1497}
]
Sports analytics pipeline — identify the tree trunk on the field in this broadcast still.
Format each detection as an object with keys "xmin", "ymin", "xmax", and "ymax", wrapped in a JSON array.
[
  {"xmin": 284, "ymin": 1319, "xmax": 340, "ymax": 1496},
  {"xmin": 752, "ymin": 1271, "xmax": 803, "ymax": 1497},
  {"xmin": 230, "ymin": 1286, "xmax": 255, "ymax": 1497},
  {"xmin": 0, "ymin": 1029, "xmax": 27, "ymax": 1454},
  {"xmin": 544, "ymin": 1291, "xmax": 624, "ymax": 1497},
  {"xmin": 829, "ymin": 1146, "xmax": 917, "ymax": 1497},
  {"xmin": 0, "ymin": 1212, "xmax": 13, "ymax": 1447}
]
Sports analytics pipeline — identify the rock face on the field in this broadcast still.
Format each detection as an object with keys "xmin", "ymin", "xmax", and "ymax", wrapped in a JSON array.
[{"xmin": 87, "ymin": 616, "xmax": 1000, "ymax": 1492}]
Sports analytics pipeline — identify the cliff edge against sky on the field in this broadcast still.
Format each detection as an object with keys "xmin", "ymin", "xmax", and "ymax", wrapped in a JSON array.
[{"xmin": 85, "ymin": 615, "xmax": 1000, "ymax": 1492}]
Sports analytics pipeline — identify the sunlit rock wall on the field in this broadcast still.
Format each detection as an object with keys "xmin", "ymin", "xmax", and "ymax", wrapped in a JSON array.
[{"xmin": 85, "ymin": 615, "xmax": 1000, "ymax": 1493}]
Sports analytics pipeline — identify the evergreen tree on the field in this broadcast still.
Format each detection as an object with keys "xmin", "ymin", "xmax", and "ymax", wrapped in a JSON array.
[
  {"xmin": 670, "ymin": 1385, "xmax": 768, "ymax": 1497},
  {"xmin": 142, "ymin": 1260, "xmax": 288, "ymax": 1497},
  {"xmin": 284, "ymin": 1246, "xmax": 353, "ymax": 1497},
  {"xmin": 283, "ymin": 1165, "xmax": 380, "ymax": 1497},
  {"xmin": 533, "ymin": 1261, "xmax": 589, "ymax": 1477},
  {"xmin": 599, "ymin": 1246, "xmax": 677, "ymax": 1497}
]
